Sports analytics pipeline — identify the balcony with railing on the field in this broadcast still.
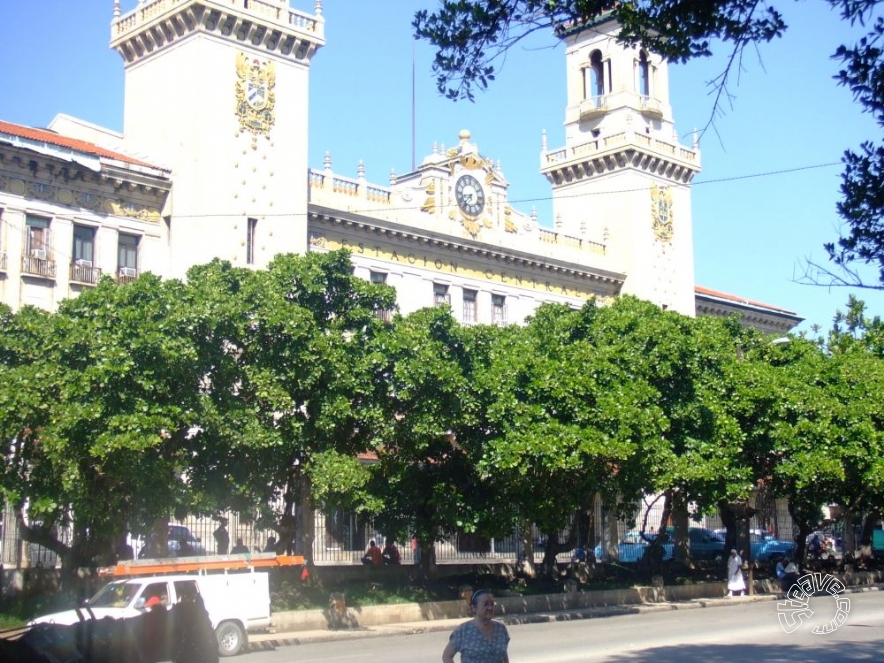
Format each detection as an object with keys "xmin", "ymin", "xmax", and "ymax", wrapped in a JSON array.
[
  {"xmin": 22, "ymin": 253, "xmax": 56, "ymax": 279},
  {"xmin": 373, "ymin": 308, "xmax": 393, "ymax": 324},
  {"xmin": 117, "ymin": 267, "xmax": 139, "ymax": 285},
  {"xmin": 639, "ymin": 95, "xmax": 663, "ymax": 117},
  {"xmin": 70, "ymin": 261, "xmax": 102, "ymax": 286},
  {"xmin": 578, "ymin": 95, "xmax": 608, "ymax": 119}
]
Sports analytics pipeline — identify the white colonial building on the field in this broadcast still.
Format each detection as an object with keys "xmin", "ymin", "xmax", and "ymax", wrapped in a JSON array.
[{"xmin": 0, "ymin": 0, "xmax": 799, "ymax": 333}]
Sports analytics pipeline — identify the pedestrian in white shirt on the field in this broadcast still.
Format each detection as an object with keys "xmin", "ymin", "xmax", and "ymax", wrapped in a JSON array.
[{"xmin": 727, "ymin": 549, "xmax": 746, "ymax": 596}]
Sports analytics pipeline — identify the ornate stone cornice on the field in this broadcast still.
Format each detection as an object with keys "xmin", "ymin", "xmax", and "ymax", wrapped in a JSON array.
[
  {"xmin": 111, "ymin": 0, "xmax": 325, "ymax": 66},
  {"xmin": 695, "ymin": 298, "xmax": 802, "ymax": 334},
  {"xmin": 0, "ymin": 150, "xmax": 169, "ymax": 223},
  {"xmin": 542, "ymin": 132, "xmax": 701, "ymax": 187},
  {"xmin": 308, "ymin": 205, "xmax": 624, "ymax": 290}
]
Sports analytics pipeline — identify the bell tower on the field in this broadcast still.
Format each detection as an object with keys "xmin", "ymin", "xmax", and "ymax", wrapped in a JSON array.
[
  {"xmin": 111, "ymin": 0, "xmax": 325, "ymax": 275},
  {"xmin": 541, "ymin": 14, "xmax": 701, "ymax": 315}
]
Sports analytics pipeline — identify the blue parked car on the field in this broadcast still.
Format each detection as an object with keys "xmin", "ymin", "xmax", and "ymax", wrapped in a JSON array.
[
  {"xmin": 664, "ymin": 527, "xmax": 727, "ymax": 561},
  {"xmin": 593, "ymin": 531, "xmax": 673, "ymax": 563},
  {"xmin": 714, "ymin": 528, "xmax": 795, "ymax": 561},
  {"xmin": 750, "ymin": 532, "xmax": 794, "ymax": 561}
]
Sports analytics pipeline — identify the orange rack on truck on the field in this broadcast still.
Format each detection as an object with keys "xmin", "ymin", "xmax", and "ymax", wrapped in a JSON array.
[{"xmin": 98, "ymin": 552, "xmax": 305, "ymax": 577}]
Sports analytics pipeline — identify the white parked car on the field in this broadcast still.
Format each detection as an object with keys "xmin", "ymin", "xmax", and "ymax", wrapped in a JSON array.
[{"xmin": 28, "ymin": 571, "xmax": 271, "ymax": 656}]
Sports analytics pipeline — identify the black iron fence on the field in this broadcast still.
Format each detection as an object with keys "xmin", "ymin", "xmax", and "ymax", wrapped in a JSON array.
[{"xmin": 1, "ymin": 494, "xmax": 795, "ymax": 569}]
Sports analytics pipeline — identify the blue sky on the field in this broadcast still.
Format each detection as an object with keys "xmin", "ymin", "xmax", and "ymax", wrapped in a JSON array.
[{"xmin": 2, "ymin": 1, "xmax": 882, "ymax": 333}]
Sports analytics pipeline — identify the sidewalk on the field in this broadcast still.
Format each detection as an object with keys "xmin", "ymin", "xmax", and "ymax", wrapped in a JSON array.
[
  {"xmin": 243, "ymin": 593, "xmax": 776, "ymax": 652},
  {"xmin": 244, "ymin": 581, "xmax": 884, "ymax": 653}
]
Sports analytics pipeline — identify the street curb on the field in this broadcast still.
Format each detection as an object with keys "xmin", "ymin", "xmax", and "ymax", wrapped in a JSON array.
[{"xmin": 243, "ymin": 582, "xmax": 884, "ymax": 652}]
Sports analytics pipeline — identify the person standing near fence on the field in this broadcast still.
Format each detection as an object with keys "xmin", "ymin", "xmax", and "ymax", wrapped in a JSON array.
[
  {"xmin": 727, "ymin": 549, "xmax": 746, "ymax": 596},
  {"xmin": 213, "ymin": 519, "xmax": 229, "ymax": 555},
  {"xmin": 442, "ymin": 589, "xmax": 509, "ymax": 663}
]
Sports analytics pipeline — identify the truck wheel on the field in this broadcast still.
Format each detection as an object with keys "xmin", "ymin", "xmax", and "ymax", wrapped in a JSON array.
[{"xmin": 216, "ymin": 621, "xmax": 246, "ymax": 657}]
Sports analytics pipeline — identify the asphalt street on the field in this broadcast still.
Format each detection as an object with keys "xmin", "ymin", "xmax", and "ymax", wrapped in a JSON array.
[{"xmin": 235, "ymin": 589, "xmax": 884, "ymax": 663}]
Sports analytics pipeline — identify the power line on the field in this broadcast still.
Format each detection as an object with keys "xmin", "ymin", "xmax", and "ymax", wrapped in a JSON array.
[{"xmin": 0, "ymin": 159, "xmax": 844, "ymax": 265}]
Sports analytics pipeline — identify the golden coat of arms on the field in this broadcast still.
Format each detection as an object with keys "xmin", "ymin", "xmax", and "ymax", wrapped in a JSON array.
[
  {"xmin": 235, "ymin": 52, "xmax": 276, "ymax": 141},
  {"xmin": 651, "ymin": 183, "xmax": 674, "ymax": 243}
]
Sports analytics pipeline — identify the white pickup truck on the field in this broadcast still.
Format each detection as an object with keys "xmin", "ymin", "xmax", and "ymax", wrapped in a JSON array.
[{"xmin": 28, "ymin": 571, "xmax": 271, "ymax": 656}]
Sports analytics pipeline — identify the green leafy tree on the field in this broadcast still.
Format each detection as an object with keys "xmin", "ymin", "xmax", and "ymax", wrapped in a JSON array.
[
  {"xmin": 358, "ymin": 307, "xmax": 501, "ymax": 578},
  {"xmin": 0, "ymin": 274, "xmax": 228, "ymax": 571},
  {"xmin": 733, "ymin": 334, "xmax": 842, "ymax": 558},
  {"xmin": 476, "ymin": 300, "xmax": 656, "ymax": 575},
  {"xmin": 193, "ymin": 251, "xmax": 396, "ymax": 560},
  {"xmin": 824, "ymin": 297, "xmax": 884, "ymax": 555},
  {"xmin": 0, "ymin": 304, "xmax": 62, "ymax": 564}
]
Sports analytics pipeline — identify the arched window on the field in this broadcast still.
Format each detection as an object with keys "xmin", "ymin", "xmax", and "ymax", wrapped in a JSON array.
[
  {"xmin": 590, "ymin": 50, "xmax": 605, "ymax": 97},
  {"xmin": 638, "ymin": 51, "xmax": 650, "ymax": 97}
]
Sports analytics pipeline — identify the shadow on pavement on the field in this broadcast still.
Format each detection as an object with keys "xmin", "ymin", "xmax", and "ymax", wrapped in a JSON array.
[{"xmin": 601, "ymin": 638, "xmax": 883, "ymax": 662}]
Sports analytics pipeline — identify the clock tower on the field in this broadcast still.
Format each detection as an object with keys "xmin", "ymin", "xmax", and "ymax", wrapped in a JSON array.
[
  {"xmin": 111, "ymin": 0, "xmax": 325, "ymax": 275},
  {"xmin": 541, "ymin": 14, "xmax": 701, "ymax": 315}
]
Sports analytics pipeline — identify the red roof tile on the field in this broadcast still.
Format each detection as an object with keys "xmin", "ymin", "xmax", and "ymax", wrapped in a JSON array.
[
  {"xmin": 695, "ymin": 285, "xmax": 797, "ymax": 316},
  {"xmin": 0, "ymin": 120, "xmax": 163, "ymax": 170}
]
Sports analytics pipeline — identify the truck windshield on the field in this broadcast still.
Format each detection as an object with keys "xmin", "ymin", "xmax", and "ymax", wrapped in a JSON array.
[{"xmin": 90, "ymin": 583, "xmax": 140, "ymax": 608}]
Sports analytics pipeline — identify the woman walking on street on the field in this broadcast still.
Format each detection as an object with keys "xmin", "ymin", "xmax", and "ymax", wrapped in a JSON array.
[{"xmin": 442, "ymin": 589, "xmax": 509, "ymax": 663}]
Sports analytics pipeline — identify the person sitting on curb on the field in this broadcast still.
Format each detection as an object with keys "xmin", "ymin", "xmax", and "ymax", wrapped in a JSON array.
[
  {"xmin": 362, "ymin": 540, "xmax": 383, "ymax": 565},
  {"xmin": 382, "ymin": 540, "xmax": 401, "ymax": 565},
  {"xmin": 230, "ymin": 537, "xmax": 249, "ymax": 554}
]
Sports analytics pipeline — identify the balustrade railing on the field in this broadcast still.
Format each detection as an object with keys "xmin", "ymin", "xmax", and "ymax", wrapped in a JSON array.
[
  {"xmin": 332, "ymin": 177, "xmax": 358, "ymax": 196},
  {"xmin": 114, "ymin": 0, "xmax": 321, "ymax": 36},
  {"xmin": 310, "ymin": 170, "xmax": 392, "ymax": 205},
  {"xmin": 70, "ymin": 262, "xmax": 102, "ymax": 286},
  {"xmin": 22, "ymin": 255, "xmax": 56, "ymax": 279},
  {"xmin": 544, "ymin": 130, "xmax": 697, "ymax": 167}
]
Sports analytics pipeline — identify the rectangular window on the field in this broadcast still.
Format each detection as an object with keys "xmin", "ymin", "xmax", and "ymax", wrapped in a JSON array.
[
  {"xmin": 462, "ymin": 288, "xmax": 477, "ymax": 324},
  {"xmin": 25, "ymin": 215, "xmax": 51, "ymax": 258},
  {"xmin": 73, "ymin": 225, "xmax": 95, "ymax": 265},
  {"xmin": 433, "ymin": 282, "xmax": 450, "ymax": 307},
  {"xmin": 370, "ymin": 271, "xmax": 392, "ymax": 322},
  {"xmin": 118, "ymin": 233, "xmax": 139, "ymax": 278},
  {"xmin": 492, "ymin": 294, "xmax": 507, "ymax": 326},
  {"xmin": 246, "ymin": 217, "xmax": 257, "ymax": 265},
  {"xmin": 71, "ymin": 225, "xmax": 99, "ymax": 284}
]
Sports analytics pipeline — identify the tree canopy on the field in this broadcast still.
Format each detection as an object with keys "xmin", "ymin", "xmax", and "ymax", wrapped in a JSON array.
[{"xmin": 4, "ymin": 253, "xmax": 884, "ymax": 573}]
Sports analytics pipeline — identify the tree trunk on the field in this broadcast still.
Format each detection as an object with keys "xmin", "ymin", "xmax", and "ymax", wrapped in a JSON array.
[
  {"xmin": 787, "ymin": 500, "xmax": 816, "ymax": 563},
  {"xmin": 418, "ymin": 538, "xmax": 437, "ymax": 580},
  {"xmin": 603, "ymin": 505, "xmax": 619, "ymax": 562},
  {"xmin": 300, "ymin": 474, "xmax": 315, "ymax": 565},
  {"xmin": 519, "ymin": 520, "xmax": 536, "ymax": 577},
  {"xmin": 841, "ymin": 510, "xmax": 857, "ymax": 561},
  {"xmin": 858, "ymin": 509, "xmax": 879, "ymax": 559},
  {"xmin": 718, "ymin": 501, "xmax": 738, "ymax": 553},
  {"xmin": 671, "ymin": 495, "xmax": 690, "ymax": 564}
]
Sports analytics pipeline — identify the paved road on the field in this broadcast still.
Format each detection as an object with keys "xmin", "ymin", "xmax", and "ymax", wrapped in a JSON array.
[{"xmin": 236, "ymin": 590, "xmax": 884, "ymax": 663}]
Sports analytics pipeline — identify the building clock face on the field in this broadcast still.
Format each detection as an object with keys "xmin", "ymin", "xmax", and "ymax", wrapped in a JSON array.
[{"xmin": 455, "ymin": 174, "xmax": 486, "ymax": 217}]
